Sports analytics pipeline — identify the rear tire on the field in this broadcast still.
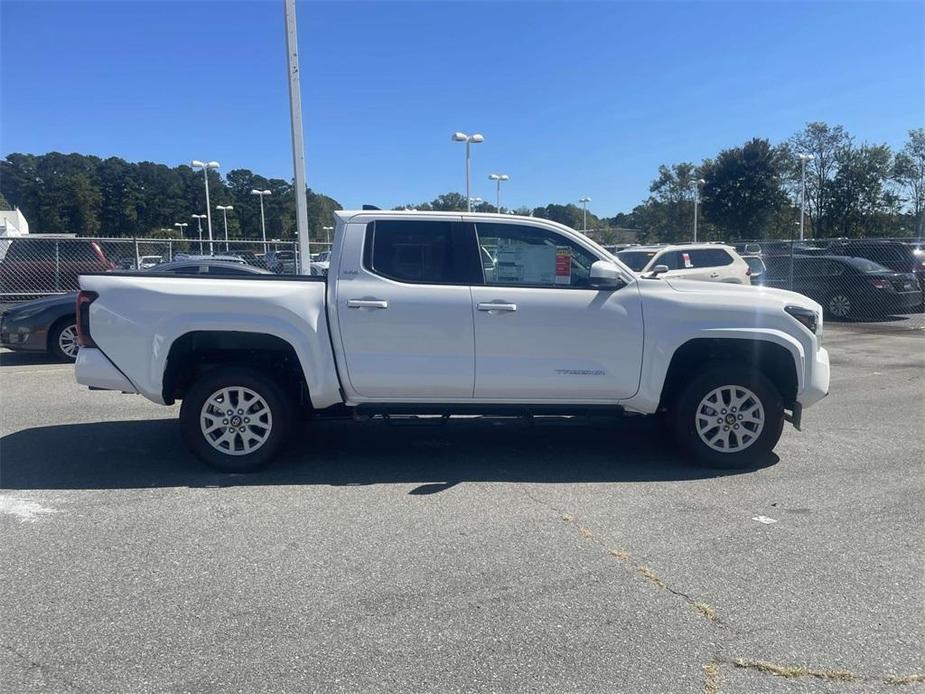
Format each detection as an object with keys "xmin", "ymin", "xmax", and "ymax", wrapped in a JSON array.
[
  {"xmin": 49, "ymin": 318, "xmax": 79, "ymax": 362},
  {"xmin": 826, "ymin": 293, "xmax": 852, "ymax": 320},
  {"xmin": 180, "ymin": 366, "xmax": 291, "ymax": 472},
  {"xmin": 671, "ymin": 363, "xmax": 784, "ymax": 469}
]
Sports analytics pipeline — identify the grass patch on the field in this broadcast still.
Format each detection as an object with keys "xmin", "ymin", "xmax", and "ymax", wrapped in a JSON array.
[
  {"xmin": 638, "ymin": 565, "xmax": 665, "ymax": 588},
  {"xmin": 703, "ymin": 662, "xmax": 720, "ymax": 694},
  {"xmin": 608, "ymin": 549, "xmax": 630, "ymax": 561},
  {"xmin": 694, "ymin": 602, "xmax": 717, "ymax": 621},
  {"xmin": 885, "ymin": 673, "xmax": 925, "ymax": 685},
  {"xmin": 733, "ymin": 658, "xmax": 856, "ymax": 682},
  {"xmin": 579, "ymin": 526, "xmax": 593, "ymax": 539}
]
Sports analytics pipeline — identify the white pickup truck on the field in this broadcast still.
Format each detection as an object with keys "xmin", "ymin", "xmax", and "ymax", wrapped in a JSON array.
[{"xmin": 75, "ymin": 211, "xmax": 830, "ymax": 472}]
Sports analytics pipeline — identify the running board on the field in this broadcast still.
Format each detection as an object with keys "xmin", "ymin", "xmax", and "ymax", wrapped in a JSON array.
[{"xmin": 354, "ymin": 403, "xmax": 626, "ymax": 418}]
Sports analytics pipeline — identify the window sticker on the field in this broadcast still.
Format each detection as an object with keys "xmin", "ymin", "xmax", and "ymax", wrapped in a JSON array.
[
  {"xmin": 682, "ymin": 252, "xmax": 693, "ymax": 269},
  {"xmin": 495, "ymin": 241, "xmax": 556, "ymax": 284},
  {"xmin": 555, "ymin": 247, "xmax": 572, "ymax": 285}
]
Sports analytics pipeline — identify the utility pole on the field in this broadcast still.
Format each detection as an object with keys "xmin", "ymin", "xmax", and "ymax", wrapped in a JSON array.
[{"xmin": 284, "ymin": 0, "xmax": 311, "ymax": 273}]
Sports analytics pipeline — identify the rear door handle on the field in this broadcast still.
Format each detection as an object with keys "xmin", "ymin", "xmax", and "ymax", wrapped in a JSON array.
[
  {"xmin": 477, "ymin": 302, "xmax": 517, "ymax": 312},
  {"xmin": 347, "ymin": 299, "xmax": 388, "ymax": 309}
]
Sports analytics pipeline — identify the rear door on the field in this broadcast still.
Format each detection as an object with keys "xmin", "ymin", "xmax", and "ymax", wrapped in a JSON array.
[
  {"xmin": 334, "ymin": 218, "xmax": 479, "ymax": 400},
  {"xmin": 470, "ymin": 221, "xmax": 644, "ymax": 401}
]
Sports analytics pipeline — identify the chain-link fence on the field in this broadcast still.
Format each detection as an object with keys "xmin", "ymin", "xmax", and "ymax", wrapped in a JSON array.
[
  {"xmin": 1, "ymin": 232, "xmax": 922, "ymax": 331},
  {"xmin": 729, "ymin": 236, "xmax": 924, "ymax": 330},
  {"xmin": 0, "ymin": 235, "xmax": 333, "ymax": 309}
]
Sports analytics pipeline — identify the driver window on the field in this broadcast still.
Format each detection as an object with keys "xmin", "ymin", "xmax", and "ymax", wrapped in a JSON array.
[{"xmin": 474, "ymin": 223, "xmax": 598, "ymax": 288}]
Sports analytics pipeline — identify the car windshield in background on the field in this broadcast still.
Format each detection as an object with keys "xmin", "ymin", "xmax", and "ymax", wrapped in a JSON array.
[
  {"xmin": 616, "ymin": 250, "xmax": 657, "ymax": 271},
  {"xmin": 744, "ymin": 257, "xmax": 765, "ymax": 274},
  {"xmin": 845, "ymin": 257, "xmax": 893, "ymax": 273}
]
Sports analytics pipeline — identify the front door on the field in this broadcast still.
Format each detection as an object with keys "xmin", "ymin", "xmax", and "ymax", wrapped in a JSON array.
[
  {"xmin": 470, "ymin": 221, "xmax": 644, "ymax": 401},
  {"xmin": 334, "ymin": 218, "xmax": 477, "ymax": 400}
]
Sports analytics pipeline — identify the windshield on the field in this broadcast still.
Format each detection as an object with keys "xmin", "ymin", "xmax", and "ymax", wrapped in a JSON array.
[{"xmin": 616, "ymin": 250, "xmax": 658, "ymax": 271}]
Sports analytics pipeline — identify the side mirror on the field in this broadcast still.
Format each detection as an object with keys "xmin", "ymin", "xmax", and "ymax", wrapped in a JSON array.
[
  {"xmin": 589, "ymin": 260, "xmax": 625, "ymax": 289},
  {"xmin": 647, "ymin": 264, "xmax": 670, "ymax": 278}
]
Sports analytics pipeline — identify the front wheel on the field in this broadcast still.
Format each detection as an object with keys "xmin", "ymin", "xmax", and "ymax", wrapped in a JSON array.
[
  {"xmin": 180, "ymin": 366, "xmax": 291, "ymax": 472},
  {"xmin": 671, "ymin": 364, "xmax": 784, "ymax": 469}
]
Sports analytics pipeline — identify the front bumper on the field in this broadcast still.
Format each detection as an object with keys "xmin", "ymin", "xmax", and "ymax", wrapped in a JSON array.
[
  {"xmin": 75, "ymin": 347, "xmax": 137, "ymax": 393},
  {"xmin": 0, "ymin": 312, "xmax": 47, "ymax": 352},
  {"xmin": 797, "ymin": 346, "xmax": 830, "ymax": 409}
]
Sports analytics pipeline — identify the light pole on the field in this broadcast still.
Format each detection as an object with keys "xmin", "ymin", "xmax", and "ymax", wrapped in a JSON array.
[
  {"xmin": 798, "ymin": 153, "xmax": 814, "ymax": 241},
  {"xmin": 691, "ymin": 178, "xmax": 705, "ymax": 242},
  {"xmin": 468, "ymin": 197, "xmax": 483, "ymax": 211},
  {"xmin": 322, "ymin": 225, "xmax": 334, "ymax": 246},
  {"xmin": 216, "ymin": 205, "xmax": 234, "ymax": 252},
  {"xmin": 452, "ymin": 132, "xmax": 484, "ymax": 211},
  {"xmin": 250, "ymin": 189, "xmax": 272, "ymax": 254},
  {"xmin": 488, "ymin": 173, "xmax": 509, "ymax": 212},
  {"xmin": 191, "ymin": 160, "xmax": 220, "ymax": 254},
  {"xmin": 191, "ymin": 214, "xmax": 207, "ymax": 254},
  {"xmin": 579, "ymin": 197, "xmax": 591, "ymax": 232}
]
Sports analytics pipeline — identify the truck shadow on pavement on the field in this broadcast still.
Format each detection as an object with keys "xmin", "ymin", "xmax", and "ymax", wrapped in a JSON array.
[{"xmin": 0, "ymin": 415, "xmax": 776, "ymax": 491}]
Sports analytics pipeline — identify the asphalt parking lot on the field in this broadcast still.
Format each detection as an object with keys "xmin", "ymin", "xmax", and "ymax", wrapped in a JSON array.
[{"xmin": 1, "ymin": 323, "xmax": 923, "ymax": 693}]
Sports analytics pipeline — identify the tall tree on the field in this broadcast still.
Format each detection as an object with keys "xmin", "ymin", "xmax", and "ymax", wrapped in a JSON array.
[
  {"xmin": 893, "ymin": 128, "xmax": 925, "ymax": 238},
  {"xmin": 700, "ymin": 138, "xmax": 789, "ymax": 239},
  {"xmin": 787, "ymin": 122, "xmax": 852, "ymax": 236},
  {"xmin": 828, "ymin": 144, "xmax": 892, "ymax": 237}
]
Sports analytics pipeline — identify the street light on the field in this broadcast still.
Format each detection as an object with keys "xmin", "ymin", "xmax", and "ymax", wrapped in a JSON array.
[
  {"xmin": 216, "ymin": 205, "xmax": 234, "ymax": 252},
  {"xmin": 191, "ymin": 160, "xmax": 220, "ymax": 254},
  {"xmin": 690, "ymin": 179, "xmax": 705, "ymax": 242},
  {"xmin": 322, "ymin": 225, "xmax": 334, "ymax": 245},
  {"xmin": 468, "ymin": 197, "xmax": 483, "ymax": 210},
  {"xmin": 488, "ymin": 173, "xmax": 509, "ymax": 212},
  {"xmin": 579, "ymin": 197, "xmax": 591, "ymax": 232},
  {"xmin": 452, "ymin": 132, "xmax": 484, "ymax": 211},
  {"xmin": 250, "ymin": 189, "xmax": 272, "ymax": 254},
  {"xmin": 191, "ymin": 214, "xmax": 207, "ymax": 254},
  {"xmin": 798, "ymin": 153, "xmax": 814, "ymax": 241}
]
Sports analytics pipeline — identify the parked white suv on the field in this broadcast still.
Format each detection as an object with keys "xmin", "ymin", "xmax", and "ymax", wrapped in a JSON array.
[{"xmin": 616, "ymin": 244, "xmax": 751, "ymax": 284}]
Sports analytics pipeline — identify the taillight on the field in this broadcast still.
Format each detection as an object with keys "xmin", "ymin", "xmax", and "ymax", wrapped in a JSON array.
[
  {"xmin": 869, "ymin": 278, "xmax": 889, "ymax": 289},
  {"xmin": 76, "ymin": 291, "xmax": 98, "ymax": 348}
]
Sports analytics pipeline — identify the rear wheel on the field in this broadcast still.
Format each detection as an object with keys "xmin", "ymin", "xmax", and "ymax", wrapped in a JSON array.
[
  {"xmin": 180, "ymin": 366, "xmax": 291, "ymax": 472},
  {"xmin": 826, "ymin": 293, "xmax": 852, "ymax": 320},
  {"xmin": 671, "ymin": 363, "xmax": 784, "ymax": 469},
  {"xmin": 49, "ymin": 318, "xmax": 79, "ymax": 362}
]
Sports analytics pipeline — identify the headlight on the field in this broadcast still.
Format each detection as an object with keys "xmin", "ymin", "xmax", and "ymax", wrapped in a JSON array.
[{"xmin": 785, "ymin": 305, "xmax": 818, "ymax": 334}]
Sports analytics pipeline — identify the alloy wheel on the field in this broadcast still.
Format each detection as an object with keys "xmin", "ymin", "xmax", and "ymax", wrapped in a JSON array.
[
  {"xmin": 58, "ymin": 324, "xmax": 79, "ymax": 359},
  {"xmin": 695, "ymin": 385, "xmax": 765, "ymax": 453},
  {"xmin": 200, "ymin": 386, "xmax": 273, "ymax": 456},
  {"xmin": 828, "ymin": 294, "xmax": 851, "ymax": 318}
]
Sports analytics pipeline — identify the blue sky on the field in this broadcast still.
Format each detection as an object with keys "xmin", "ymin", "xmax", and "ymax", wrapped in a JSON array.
[{"xmin": 2, "ymin": 1, "xmax": 923, "ymax": 216}]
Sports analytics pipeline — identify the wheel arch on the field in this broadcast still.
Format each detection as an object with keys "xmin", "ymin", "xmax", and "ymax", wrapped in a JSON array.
[
  {"xmin": 47, "ymin": 312, "xmax": 78, "ymax": 354},
  {"xmin": 659, "ymin": 335, "xmax": 801, "ymax": 411},
  {"xmin": 162, "ymin": 330, "xmax": 310, "ymax": 406}
]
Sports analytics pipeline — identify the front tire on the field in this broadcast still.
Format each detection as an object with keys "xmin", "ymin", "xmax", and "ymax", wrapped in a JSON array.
[
  {"xmin": 671, "ymin": 363, "xmax": 784, "ymax": 469},
  {"xmin": 180, "ymin": 366, "xmax": 291, "ymax": 472}
]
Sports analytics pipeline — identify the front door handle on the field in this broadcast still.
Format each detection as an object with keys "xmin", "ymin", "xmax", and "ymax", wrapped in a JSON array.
[
  {"xmin": 709, "ymin": 272, "xmax": 719, "ymax": 278},
  {"xmin": 477, "ymin": 302, "xmax": 517, "ymax": 312},
  {"xmin": 347, "ymin": 299, "xmax": 389, "ymax": 309}
]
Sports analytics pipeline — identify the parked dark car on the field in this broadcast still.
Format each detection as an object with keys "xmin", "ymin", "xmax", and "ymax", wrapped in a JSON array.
[
  {"xmin": 760, "ymin": 255, "xmax": 921, "ymax": 320},
  {"xmin": 826, "ymin": 240, "xmax": 925, "ymax": 304},
  {"xmin": 0, "ymin": 260, "xmax": 271, "ymax": 361},
  {"xmin": 0, "ymin": 237, "xmax": 113, "ymax": 297}
]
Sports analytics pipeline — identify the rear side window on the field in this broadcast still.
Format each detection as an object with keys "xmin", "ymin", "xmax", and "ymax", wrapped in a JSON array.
[
  {"xmin": 688, "ymin": 249, "xmax": 734, "ymax": 267},
  {"xmin": 365, "ymin": 220, "xmax": 472, "ymax": 284}
]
